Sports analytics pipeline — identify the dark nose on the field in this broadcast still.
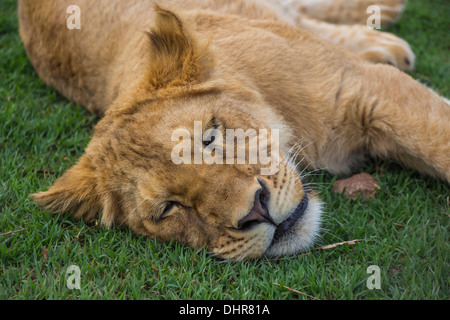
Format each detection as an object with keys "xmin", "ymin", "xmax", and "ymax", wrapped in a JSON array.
[{"xmin": 237, "ymin": 181, "xmax": 275, "ymax": 230}]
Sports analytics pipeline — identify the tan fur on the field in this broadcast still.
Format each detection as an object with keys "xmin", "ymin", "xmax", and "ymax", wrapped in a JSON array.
[
  {"xmin": 262, "ymin": 0, "xmax": 415, "ymax": 71},
  {"xmin": 296, "ymin": 14, "xmax": 415, "ymax": 71},
  {"xmin": 298, "ymin": 0, "xmax": 406, "ymax": 27},
  {"xmin": 19, "ymin": 0, "xmax": 449, "ymax": 260}
]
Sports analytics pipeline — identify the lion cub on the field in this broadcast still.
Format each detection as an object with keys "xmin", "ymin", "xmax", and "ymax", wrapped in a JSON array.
[{"xmin": 19, "ymin": 0, "xmax": 449, "ymax": 260}]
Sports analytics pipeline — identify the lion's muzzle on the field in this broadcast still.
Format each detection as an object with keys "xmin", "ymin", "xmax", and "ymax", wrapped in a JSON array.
[{"xmin": 237, "ymin": 181, "xmax": 275, "ymax": 230}]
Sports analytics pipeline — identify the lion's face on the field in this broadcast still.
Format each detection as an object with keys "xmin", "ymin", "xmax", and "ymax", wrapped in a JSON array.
[
  {"xmin": 33, "ymin": 93, "xmax": 322, "ymax": 260},
  {"xmin": 125, "ymin": 96, "xmax": 322, "ymax": 260},
  {"xmin": 31, "ymin": 7, "xmax": 322, "ymax": 260}
]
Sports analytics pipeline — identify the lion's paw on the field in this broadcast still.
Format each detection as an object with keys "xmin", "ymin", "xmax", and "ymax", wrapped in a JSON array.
[{"xmin": 356, "ymin": 29, "xmax": 415, "ymax": 71}]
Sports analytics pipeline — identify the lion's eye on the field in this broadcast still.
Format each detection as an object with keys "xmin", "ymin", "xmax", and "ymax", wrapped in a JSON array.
[
  {"xmin": 203, "ymin": 135, "xmax": 215, "ymax": 147},
  {"xmin": 163, "ymin": 201, "xmax": 176, "ymax": 214},
  {"xmin": 156, "ymin": 201, "xmax": 177, "ymax": 223}
]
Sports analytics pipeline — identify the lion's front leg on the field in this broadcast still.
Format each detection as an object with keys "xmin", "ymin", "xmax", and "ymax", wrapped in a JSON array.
[{"xmin": 319, "ymin": 64, "xmax": 450, "ymax": 182}]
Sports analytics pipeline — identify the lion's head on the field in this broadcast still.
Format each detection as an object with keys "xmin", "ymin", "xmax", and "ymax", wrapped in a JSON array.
[{"xmin": 32, "ymin": 7, "xmax": 322, "ymax": 260}]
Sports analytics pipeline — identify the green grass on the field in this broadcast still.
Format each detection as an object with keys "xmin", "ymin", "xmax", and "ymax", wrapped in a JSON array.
[{"xmin": 1, "ymin": 0, "xmax": 449, "ymax": 300}]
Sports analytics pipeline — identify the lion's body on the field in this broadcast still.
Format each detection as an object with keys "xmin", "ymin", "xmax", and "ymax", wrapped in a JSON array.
[{"xmin": 19, "ymin": 0, "xmax": 450, "ymax": 260}]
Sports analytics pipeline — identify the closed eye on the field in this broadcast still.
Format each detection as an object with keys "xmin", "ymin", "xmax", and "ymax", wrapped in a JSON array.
[
  {"xmin": 163, "ymin": 201, "xmax": 176, "ymax": 213},
  {"xmin": 155, "ymin": 201, "xmax": 178, "ymax": 223}
]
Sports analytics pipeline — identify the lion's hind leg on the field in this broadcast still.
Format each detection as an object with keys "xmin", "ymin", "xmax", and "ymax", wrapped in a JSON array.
[
  {"xmin": 298, "ymin": 16, "xmax": 415, "ymax": 71},
  {"xmin": 298, "ymin": 0, "xmax": 406, "ymax": 28}
]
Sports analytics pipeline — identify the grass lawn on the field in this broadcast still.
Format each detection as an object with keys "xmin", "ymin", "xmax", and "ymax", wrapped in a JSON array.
[{"xmin": 1, "ymin": 0, "xmax": 449, "ymax": 300}]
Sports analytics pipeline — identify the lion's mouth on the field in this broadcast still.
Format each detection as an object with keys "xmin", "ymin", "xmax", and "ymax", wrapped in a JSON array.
[{"xmin": 271, "ymin": 192, "xmax": 309, "ymax": 244}]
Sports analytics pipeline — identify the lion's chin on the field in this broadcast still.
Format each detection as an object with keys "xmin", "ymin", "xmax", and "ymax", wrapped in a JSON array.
[{"xmin": 264, "ymin": 196, "xmax": 323, "ymax": 257}]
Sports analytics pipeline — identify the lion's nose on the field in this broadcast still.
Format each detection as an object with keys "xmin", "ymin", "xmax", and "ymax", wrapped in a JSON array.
[{"xmin": 237, "ymin": 183, "xmax": 275, "ymax": 230}]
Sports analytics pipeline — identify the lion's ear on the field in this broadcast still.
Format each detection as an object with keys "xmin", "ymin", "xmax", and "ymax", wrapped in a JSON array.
[
  {"xmin": 144, "ymin": 5, "xmax": 213, "ymax": 89},
  {"xmin": 31, "ymin": 155, "xmax": 103, "ymax": 223}
]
